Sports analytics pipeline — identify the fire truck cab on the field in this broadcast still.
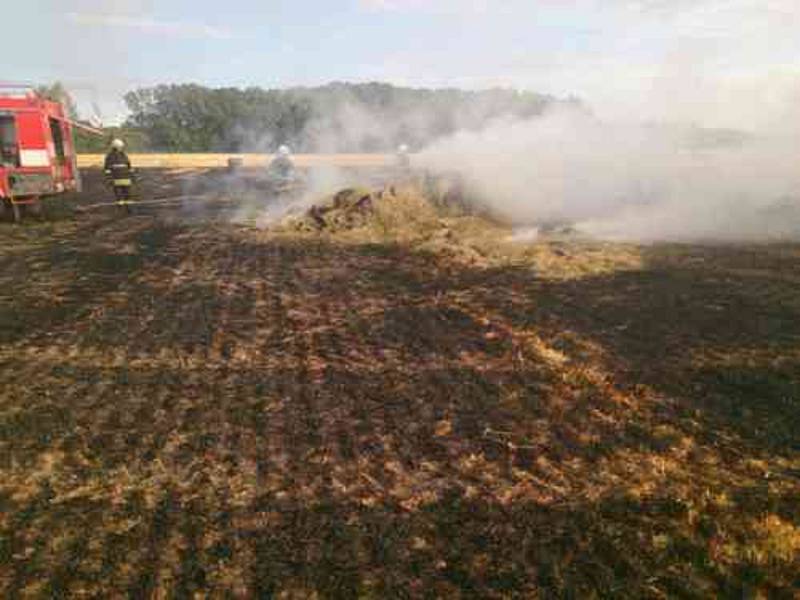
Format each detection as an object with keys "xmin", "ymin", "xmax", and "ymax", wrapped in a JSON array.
[{"xmin": 0, "ymin": 86, "xmax": 81, "ymax": 221}]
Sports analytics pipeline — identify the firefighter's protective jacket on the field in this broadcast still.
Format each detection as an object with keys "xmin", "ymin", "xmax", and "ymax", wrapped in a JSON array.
[
  {"xmin": 104, "ymin": 149, "xmax": 132, "ymax": 184},
  {"xmin": 266, "ymin": 156, "xmax": 295, "ymax": 180}
]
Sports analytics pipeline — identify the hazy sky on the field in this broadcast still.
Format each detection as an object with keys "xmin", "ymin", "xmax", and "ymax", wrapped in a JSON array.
[{"xmin": 9, "ymin": 1, "xmax": 800, "ymax": 127}]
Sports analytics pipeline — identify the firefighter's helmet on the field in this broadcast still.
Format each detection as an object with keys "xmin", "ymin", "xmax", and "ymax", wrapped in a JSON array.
[
  {"xmin": 398, "ymin": 144, "xmax": 409, "ymax": 154},
  {"xmin": 111, "ymin": 139, "xmax": 125, "ymax": 150},
  {"xmin": 278, "ymin": 145, "xmax": 291, "ymax": 157}
]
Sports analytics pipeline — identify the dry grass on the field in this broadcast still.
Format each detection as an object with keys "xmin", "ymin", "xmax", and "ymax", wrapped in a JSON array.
[
  {"xmin": 0, "ymin": 169, "xmax": 798, "ymax": 597},
  {"xmin": 291, "ymin": 184, "xmax": 645, "ymax": 280}
]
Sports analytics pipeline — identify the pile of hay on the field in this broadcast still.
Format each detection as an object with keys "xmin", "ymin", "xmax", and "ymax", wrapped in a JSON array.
[
  {"xmin": 279, "ymin": 182, "xmax": 511, "ymax": 266},
  {"xmin": 278, "ymin": 179, "xmax": 643, "ymax": 277},
  {"xmin": 282, "ymin": 187, "xmax": 377, "ymax": 233}
]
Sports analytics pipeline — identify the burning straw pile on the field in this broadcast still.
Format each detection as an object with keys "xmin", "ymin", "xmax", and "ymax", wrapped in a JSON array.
[
  {"xmin": 278, "ymin": 180, "xmax": 507, "ymax": 264},
  {"xmin": 276, "ymin": 178, "xmax": 640, "ymax": 278}
]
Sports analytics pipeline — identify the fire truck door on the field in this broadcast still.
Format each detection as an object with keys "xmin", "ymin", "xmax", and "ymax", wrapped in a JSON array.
[
  {"xmin": 16, "ymin": 112, "xmax": 49, "ymax": 168},
  {"xmin": 0, "ymin": 113, "xmax": 19, "ymax": 167},
  {"xmin": 49, "ymin": 118, "xmax": 66, "ymax": 181}
]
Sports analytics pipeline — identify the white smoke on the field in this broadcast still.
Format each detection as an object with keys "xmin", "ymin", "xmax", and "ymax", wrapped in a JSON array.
[{"xmin": 419, "ymin": 91, "xmax": 800, "ymax": 242}]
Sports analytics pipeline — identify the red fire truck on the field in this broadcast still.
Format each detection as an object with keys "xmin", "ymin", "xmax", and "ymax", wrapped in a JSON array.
[{"xmin": 0, "ymin": 84, "xmax": 99, "ymax": 221}]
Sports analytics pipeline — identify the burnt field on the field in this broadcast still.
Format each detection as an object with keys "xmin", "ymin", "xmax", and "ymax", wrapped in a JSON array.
[{"xmin": 1, "ymin": 168, "xmax": 799, "ymax": 597}]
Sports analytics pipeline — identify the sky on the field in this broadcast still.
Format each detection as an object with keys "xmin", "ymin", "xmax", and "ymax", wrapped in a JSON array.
[{"xmin": 7, "ymin": 0, "xmax": 800, "ymax": 127}]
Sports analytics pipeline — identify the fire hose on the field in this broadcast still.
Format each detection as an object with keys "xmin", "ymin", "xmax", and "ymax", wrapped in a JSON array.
[
  {"xmin": 75, "ymin": 195, "xmax": 235, "ymax": 212},
  {"xmin": 75, "ymin": 177, "xmax": 306, "ymax": 212}
]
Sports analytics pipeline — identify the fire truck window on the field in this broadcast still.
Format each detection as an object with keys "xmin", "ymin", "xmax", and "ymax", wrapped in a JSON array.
[
  {"xmin": 49, "ymin": 118, "xmax": 66, "ymax": 163},
  {"xmin": 0, "ymin": 115, "xmax": 19, "ymax": 167}
]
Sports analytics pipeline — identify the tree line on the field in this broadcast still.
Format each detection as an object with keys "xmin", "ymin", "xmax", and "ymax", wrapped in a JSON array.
[{"xmin": 40, "ymin": 82, "xmax": 584, "ymax": 153}]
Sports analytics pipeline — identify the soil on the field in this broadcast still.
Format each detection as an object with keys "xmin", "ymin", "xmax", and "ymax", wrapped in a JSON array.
[{"xmin": 1, "ymin": 168, "xmax": 798, "ymax": 597}]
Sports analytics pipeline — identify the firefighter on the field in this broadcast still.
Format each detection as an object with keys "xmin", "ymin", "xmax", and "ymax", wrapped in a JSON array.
[
  {"xmin": 266, "ymin": 145, "xmax": 296, "ymax": 183},
  {"xmin": 104, "ymin": 139, "xmax": 134, "ymax": 205},
  {"xmin": 396, "ymin": 144, "xmax": 411, "ymax": 170}
]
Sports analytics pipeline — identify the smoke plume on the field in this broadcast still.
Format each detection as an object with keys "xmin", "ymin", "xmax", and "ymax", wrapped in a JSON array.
[{"xmin": 419, "ymin": 87, "xmax": 800, "ymax": 242}]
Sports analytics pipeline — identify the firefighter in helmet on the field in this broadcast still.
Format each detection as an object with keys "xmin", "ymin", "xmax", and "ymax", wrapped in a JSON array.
[
  {"xmin": 396, "ymin": 144, "xmax": 411, "ymax": 170},
  {"xmin": 104, "ymin": 139, "xmax": 134, "ymax": 204},
  {"xmin": 266, "ymin": 145, "xmax": 296, "ymax": 186}
]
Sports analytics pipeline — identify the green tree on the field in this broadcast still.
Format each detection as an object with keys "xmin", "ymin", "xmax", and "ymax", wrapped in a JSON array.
[
  {"xmin": 35, "ymin": 82, "xmax": 79, "ymax": 120},
  {"xmin": 122, "ymin": 82, "xmax": 582, "ymax": 153},
  {"xmin": 73, "ymin": 127, "xmax": 151, "ymax": 154}
]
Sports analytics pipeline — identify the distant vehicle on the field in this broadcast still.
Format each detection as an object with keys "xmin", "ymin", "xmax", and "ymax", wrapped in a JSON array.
[{"xmin": 0, "ymin": 84, "xmax": 100, "ymax": 221}]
